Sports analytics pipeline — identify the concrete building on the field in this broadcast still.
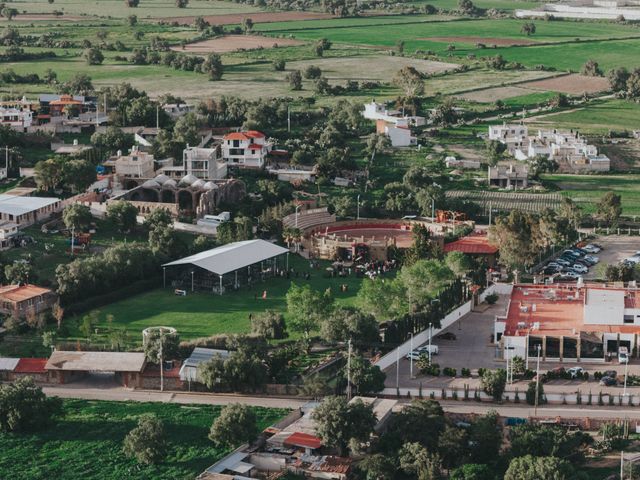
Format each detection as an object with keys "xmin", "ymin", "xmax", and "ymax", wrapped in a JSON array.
[
  {"xmin": 516, "ymin": 1, "xmax": 640, "ymax": 20},
  {"xmin": 488, "ymin": 164, "xmax": 529, "ymax": 189},
  {"xmin": 0, "ymin": 221, "xmax": 18, "ymax": 249},
  {"xmin": 0, "ymin": 194, "xmax": 61, "ymax": 227},
  {"xmin": 362, "ymin": 101, "xmax": 425, "ymax": 147},
  {"xmin": 0, "ymin": 106, "xmax": 32, "ymax": 131},
  {"xmin": 183, "ymin": 145, "xmax": 227, "ymax": 181},
  {"xmin": 114, "ymin": 146, "xmax": 156, "ymax": 179},
  {"xmin": 222, "ymin": 131, "xmax": 273, "ymax": 169},
  {"xmin": 496, "ymin": 283, "xmax": 640, "ymax": 363},
  {"xmin": 0, "ymin": 284, "xmax": 57, "ymax": 319},
  {"xmin": 45, "ymin": 351, "xmax": 147, "ymax": 386}
]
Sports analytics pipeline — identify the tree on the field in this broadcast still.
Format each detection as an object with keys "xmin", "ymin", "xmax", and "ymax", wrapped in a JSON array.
[
  {"xmin": 525, "ymin": 380, "xmax": 544, "ymax": 406},
  {"xmin": 399, "ymin": 442, "xmax": 443, "ymax": 480},
  {"xmin": 251, "ymin": 310, "xmax": 287, "ymax": 339},
  {"xmin": 122, "ymin": 415, "xmax": 167, "ymax": 464},
  {"xmin": 286, "ymin": 284, "xmax": 334, "ymax": 339},
  {"xmin": 488, "ymin": 210, "xmax": 538, "ymax": 270},
  {"xmin": 450, "ymin": 464, "xmax": 495, "ymax": 480},
  {"xmin": 509, "ymin": 424, "xmax": 590, "ymax": 461},
  {"xmin": 58, "ymin": 73, "xmax": 94, "ymax": 95},
  {"xmin": 457, "ymin": 0, "xmax": 476, "ymax": 14},
  {"xmin": 607, "ymin": 67, "xmax": 629, "ymax": 92},
  {"xmin": 304, "ymin": 65, "xmax": 322, "ymax": 79},
  {"xmin": 445, "ymin": 251, "xmax": 472, "ymax": 277},
  {"xmin": 272, "ymin": 59, "xmax": 285, "ymax": 71},
  {"xmin": 388, "ymin": 400, "xmax": 446, "ymax": 452},
  {"xmin": 468, "ymin": 411, "xmax": 502, "ymax": 464},
  {"xmin": 487, "ymin": 54, "xmax": 506, "ymax": 70},
  {"xmin": 128, "ymin": 14, "xmax": 138, "ymax": 26},
  {"xmin": 287, "ymin": 70, "xmax": 303, "ymax": 91},
  {"xmin": 397, "ymin": 40, "xmax": 405, "ymax": 54},
  {"xmin": 175, "ymin": 0, "xmax": 188, "ymax": 7},
  {"xmin": 242, "ymin": 17, "xmax": 253, "ymax": 32},
  {"xmin": 393, "ymin": 66, "xmax": 425, "ymax": 98},
  {"xmin": 202, "ymin": 53, "xmax": 223, "ymax": 80},
  {"xmin": 91, "ymin": 126, "xmax": 135, "ymax": 155},
  {"xmin": 125, "ymin": 0, "xmax": 140, "ymax": 6},
  {"xmin": 62, "ymin": 203, "xmax": 92, "ymax": 231},
  {"xmin": 312, "ymin": 396, "xmax": 376, "ymax": 455},
  {"xmin": 145, "ymin": 208, "xmax": 175, "ymax": 255},
  {"xmin": 346, "ymin": 354, "xmax": 386, "ymax": 395},
  {"xmin": 430, "ymin": 99, "xmax": 457, "ymax": 127},
  {"xmin": 194, "ymin": 16, "xmax": 208, "ymax": 31},
  {"xmin": 529, "ymin": 154, "xmax": 559, "ymax": 178},
  {"xmin": 596, "ymin": 191, "xmax": 622, "ymax": 227},
  {"xmin": 143, "ymin": 329, "xmax": 179, "ymax": 363},
  {"xmin": 34, "ymin": 156, "xmax": 65, "ymax": 192},
  {"xmin": 521, "ymin": 22, "xmax": 536, "ymax": 36},
  {"xmin": 627, "ymin": 68, "xmax": 640, "ymax": 99},
  {"xmin": 581, "ymin": 59, "xmax": 602, "ymax": 77},
  {"xmin": 0, "ymin": 377, "xmax": 62, "ymax": 432},
  {"xmin": 321, "ymin": 306, "xmax": 379, "ymax": 344},
  {"xmin": 42, "ymin": 330, "xmax": 56, "ymax": 351},
  {"xmin": 438, "ymin": 424, "xmax": 469, "ymax": 470},
  {"xmin": 357, "ymin": 453, "xmax": 396, "ymax": 480},
  {"xmin": 83, "ymin": 47, "xmax": 104, "ymax": 65},
  {"xmin": 480, "ymin": 369, "xmax": 506, "ymax": 401},
  {"xmin": 504, "ymin": 455, "xmax": 577, "ymax": 480},
  {"xmin": 106, "ymin": 201, "xmax": 138, "ymax": 232},
  {"xmin": 2, "ymin": 8, "xmax": 17, "ymax": 20},
  {"xmin": 64, "ymin": 159, "xmax": 96, "ymax": 193},
  {"xmin": 357, "ymin": 277, "xmax": 408, "ymax": 320},
  {"xmin": 399, "ymin": 259, "xmax": 454, "ymax": 310},
  {"xmin": 209, "ymin": 403, "xmax": 258, "ymax": 448},
  {"xmin": 314, "ymin": 76, "xmax": 330, "ymax": 94},
  {"xmin": 5, "ymin": 262, "xmax": 33, "ymax": 285}
]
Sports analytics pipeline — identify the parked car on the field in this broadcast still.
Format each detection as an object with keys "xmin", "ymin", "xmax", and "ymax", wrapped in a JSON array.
[
  {"xmin": 603, "ymin": 370, "xmax": 617, "ymax": 378},
  {"xmin": 624, "ymin": 255, "xmax": 640, "ymax": 264},
  {"xmin": 436, "ymin": 332, "xmax": 457, "ymax": 341},
  {"xmin": 555, "ymin": 258, "xmax": 572, "ymax": 266},
  {"xmin": 619, "ymin": 347, "xmax": 629, "ymax": 364},
  {"xmin": 571, "ymin": 264, "xmax": 588, "ymax": 274},
  {"xmin": 583, "ymin": 244, "xmax": 601, "ymax": 253},
  {"xmin": 543, "ymin": 267, "xmax": 560, "ymax": 275},
  {"xmin": 567, "ymin": 367, "xmax": 584, "ymax": 378},
  {"xmin": 406, "ymin": 345, "xmax": 439, "ymax": 359},
  {"xmin": 556, "ymin": 272, "xmax": 580, "ymax": 281},
  {"xmin": 599, "ymin": 376, "xmax": 617, "ymax": 386},
  {"xmin": 583, "ymin": 255, "xmax": 599, "ymax": 264},
  {"xmin": 563, "ymin": 250, "xmax": 581, "ymax": 258}
]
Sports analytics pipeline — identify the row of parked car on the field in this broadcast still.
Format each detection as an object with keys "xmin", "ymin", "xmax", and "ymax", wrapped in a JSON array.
[{"xmin": 542, "ymin": 243, "xmax": 601, "ymax": 279}]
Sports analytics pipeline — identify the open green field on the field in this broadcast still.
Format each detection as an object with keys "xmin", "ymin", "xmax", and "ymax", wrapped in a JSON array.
[
  {"xmin": 543, "ymin": 173, "xmax": 640, "ymax": 215},
  {"xmin": 6, "ymin": 0, "xmax": 258, "ymax": 19},
  {"xmin": 526, "ymin": 99, "xmax": 640, "ymax": 134},
  {"xmin": 0, "ymin": 399, "xmax": 286, "ymax": 480},
  {"xmin": 65, "ymin": 254, "xmax": 366, "ymax": 344},
  {"xmin": 408, "ymin": 0, "xmax": 543, "ymax": 10}
]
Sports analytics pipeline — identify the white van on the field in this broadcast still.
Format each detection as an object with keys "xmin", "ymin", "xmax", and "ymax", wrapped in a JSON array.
[{"xmin": 619, "ymin": 347, "xmax": 629, "ymax": 364}]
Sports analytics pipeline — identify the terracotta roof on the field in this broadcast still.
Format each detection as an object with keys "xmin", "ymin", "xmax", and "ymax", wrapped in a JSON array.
[
  {"xmin": 244, "ymin": 130, "xmax": 265, "ymax": 138},
  {"xmin": 443, "ymin": 234, "xmax": 498, "ymax": 255},
  {"xmin": 247, "ymin": 143, "xmax": 263, "ymax": 150},
  {"xmin": 223, "ymin": 130, "xmax": 266, "ymax": 141},
  {"xmin": 0, "ymin": 284, "xmax": 53, "ymax": 303},
  {"xmin": 15, "ymin": 358, "xmax": 47, "ymax": 373},
  {"xmin": 284, "ymin": 432, "xmax": 322, "ymax": 450}
]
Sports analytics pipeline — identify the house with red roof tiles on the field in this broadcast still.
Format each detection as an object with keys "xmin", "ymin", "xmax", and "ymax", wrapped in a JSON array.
[
  {"xmin": 0, "ymin": 284, "xmax": 57, "ymax": 319},
  {"xmin": 222, "ymin": 130, "xmax": 273, "ymax": 169},
  {"xmin": 443, "ymin": 232, "xmax": 499, "ymax": 267}
]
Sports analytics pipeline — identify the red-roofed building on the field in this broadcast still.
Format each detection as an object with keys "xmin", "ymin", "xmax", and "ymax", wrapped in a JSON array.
[
  {"xmin": 496, "ymin": 283, "xmax": 640, "ymax": 363},
  {"xmin": 283, "ymin": 432, "xmax": 323, "ymax": 451},
  {"xmin": 222, "ymin": 130, "xmax": 272, "ymax": 169},
  {"xmin": 13, "ymin": 358, "xmax": 49, "ymax": 382},
  {"xmin": 444, "ymin": 233, "xmax": 499, "ymax": 266}
]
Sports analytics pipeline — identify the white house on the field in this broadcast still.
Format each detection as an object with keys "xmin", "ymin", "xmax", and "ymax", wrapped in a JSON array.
[
  {"xmin": 362, "ymin": 101, "xmax": 425, "ymax": 147},
  {"xmin": 222, "ymin": 131, "xmax": 273, "ymax": 169},
  {"xmin": 0, "ymin": 107, "xmax": 32, "ymax": 132},
  {"xmin": 183, "ymin": 145, "xmax": 227, "ymax": 181},
  {"xmin": 114, "ymin": 146, "xmax": 156, "ymax": 179}
]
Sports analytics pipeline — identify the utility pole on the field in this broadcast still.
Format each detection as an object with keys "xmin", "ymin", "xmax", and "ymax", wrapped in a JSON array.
[
  {"xmin": 287, "ymin": 105, "xmax": 291, "ymax": 133},
  {"xmin": 428, "ymin": 323, "xmax": 433, "ymax": 364},
  {"xmin": 395, "ymin": 347, "xmax": 399, "ymax": 390},
  {"xmin": 624, "ymin": 358, "xmax": 629, "ymax": 397},
  {"xmin": 347, "ymin": 339, "xmax": 352, "ymax": 401},
  {"xmin": 410, "ymin": 333, "xmax": 414, "ymax": 379},
  {"xmin": 621, "ymin": 451, "xmax": 624, "ymax": 480},
  {"xmin": 159, "ymin": 329, "xmax": 164, "ymax": 392},
  {"xmin": 4, "ymin": 146, "xmax": 8, "ymax": 180},
  {"xmin": 356, "ymin": 194, "xmax": 361, "ymax": 220},
  {"xmin": 488, "ymin": 201, "xmax": 493, "ymax": 225},
  {"xmin": 156, "ymin": 103, "xmax": 159, "ymax": 131},
  {"xmin": 534, "ymin": 344, "xmax": 542, "ymax": 416},
  {"xmin": 70, "ymin": 225, "xmax": 75, "ymax": 257}
]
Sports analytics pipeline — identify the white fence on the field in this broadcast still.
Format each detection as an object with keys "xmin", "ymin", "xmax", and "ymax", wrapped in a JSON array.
[{"xmin": 375, "ymin": 283, "xmax": 514, "ymax": 371}]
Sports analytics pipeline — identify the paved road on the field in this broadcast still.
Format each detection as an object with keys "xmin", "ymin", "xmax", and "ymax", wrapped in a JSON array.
[{"xmin": 43, "ymin": 386, "xmax": 308, "ymax": 409}]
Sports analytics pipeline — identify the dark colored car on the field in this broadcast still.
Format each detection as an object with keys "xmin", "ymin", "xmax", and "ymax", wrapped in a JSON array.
[
  {"xmin": 436, "ymin": 332, "xmax": 457, "ymax": 341},
  {"xmin": 603, "ymin": 370, "xmax": 617, "ymax": 378},
  {"xmin": 599, "ymin": 376, "xmax": 617, "ymax": 386}
]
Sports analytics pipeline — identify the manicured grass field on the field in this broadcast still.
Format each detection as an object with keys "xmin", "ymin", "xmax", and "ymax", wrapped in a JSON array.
[
  {"xmin": 67, "ymin": 254, "xmax": 367, "ymax": 344},
  {"xmin": 542, "ymin": 173, "xmax": 640, "ymax": 215},
  {"xmin": 0, "ymin": 399, "xmax": 287, "ymax": 480}
]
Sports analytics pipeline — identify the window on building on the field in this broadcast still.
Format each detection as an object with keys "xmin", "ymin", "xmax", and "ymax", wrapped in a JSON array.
[{"xmin": 624, "ymin": 315, "xmax": 634, "ymax": 324}]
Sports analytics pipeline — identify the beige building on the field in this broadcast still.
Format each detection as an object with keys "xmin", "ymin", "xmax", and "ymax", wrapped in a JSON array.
[
  {"xmin": 114, "ymin": 146, "xmax": 156, "ymax": 179},
  {"xmin": 0, "ymin": 194, "xmax": 61, "ymax": 227}
]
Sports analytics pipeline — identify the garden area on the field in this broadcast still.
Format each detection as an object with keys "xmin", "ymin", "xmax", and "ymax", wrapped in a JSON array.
[{"xmin": 0, "ymin": 397, "xmax": 287, "ymax": 480}]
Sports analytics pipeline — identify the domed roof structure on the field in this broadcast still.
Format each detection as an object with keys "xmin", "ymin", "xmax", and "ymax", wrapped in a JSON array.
[
  {"xmin": 191, "ymin": 179, "xmax": 205, "ymax": 189},
  {"xmin": 179, "ymin": 174, "xmax": 198, "ymax": 186},
  {"xmin": 142, "ymin": 179, "xmax": 160, "ymax": 189},
  {"xmin": 163, "ymin": 179, "xmax": 177, "ymax": 189},
  {"xmin": 154, "ymin": 174, "xmax": 169, "ymax": 185}
]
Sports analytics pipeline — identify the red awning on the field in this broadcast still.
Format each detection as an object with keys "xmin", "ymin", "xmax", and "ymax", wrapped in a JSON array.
[{"xmin": 284, "ymin": 432, "xmax": 322, "ymax": 450}]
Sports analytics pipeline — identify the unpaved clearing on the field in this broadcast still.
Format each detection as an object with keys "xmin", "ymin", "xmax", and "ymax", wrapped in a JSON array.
[
  {"xmin": 418, "ymin": 36, "xmax": 538, "ymax": 46},
  {"xmin": 161, "ymin": 11, "xmax": 334, "ymax": 25},
  {"xmin": 0, "ymin": 13, "xmax": 84, "ymax": 21},
  {"xmin": 175, "ymin": 35, "xmax": 304, "ymax": 54},
  {"xmin": 520, "ymin": 74, "xmax": 610, "ymax": 94},
  {"xmin": 455, "ymin": 85, "xmax": 535, "ymax": 102}
]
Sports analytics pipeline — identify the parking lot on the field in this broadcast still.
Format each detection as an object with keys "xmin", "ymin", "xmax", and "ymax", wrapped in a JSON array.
[{"xmin": 582, "ymin": 235, "xmax": 640, "ymax": 279}]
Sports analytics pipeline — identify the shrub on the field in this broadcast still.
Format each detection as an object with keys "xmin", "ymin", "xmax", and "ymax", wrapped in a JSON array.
[
  {"xmin": 461, "ymin": 368, "xmax": 471, "ymax": 377},
  {"xmin": 485, "ymin": 293, "xmax": 498, "ymax": 304},
  {"xmin": 443, "ymin": 367, "xmax": 457, "ymax": 377},
  {"xmin": 122, "ymin": 415, "xmax": 167, "ymax": 465}
]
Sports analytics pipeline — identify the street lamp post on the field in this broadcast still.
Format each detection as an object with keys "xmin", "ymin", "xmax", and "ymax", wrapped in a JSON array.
[
  {"xmin": 428, "ymin": 323, "xmax": 433, "ymax": 364},
  {"xmin": 357, "ymin": 194, "xmax": 361, "ymax": 220},
  {"xmin": 410, "ymin": 333, "xmax": 414, "ymax": 379},
  {"xmin": 624, "ymin": 358, "xmax": 629, "ymax": 397},
  {"xmin": 534, "ymin": 344, "xmax": 542, "ymax": 416},
  {"xmin": 295, "ymin": 205, "xmax": 301, "ymax": 228}
]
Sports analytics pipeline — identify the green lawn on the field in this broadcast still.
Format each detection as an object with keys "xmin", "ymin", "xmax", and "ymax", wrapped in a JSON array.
[
  {"xmin": 67, "ymin": 254, "xmax": 367, "ymax": 344},
  {"xmin": 542, "ymin": 173, "xmax": 640, "ymax": 215},
  {"xmin": 0, "ymin": 399, "xmax": 286, "ymax": 480}
]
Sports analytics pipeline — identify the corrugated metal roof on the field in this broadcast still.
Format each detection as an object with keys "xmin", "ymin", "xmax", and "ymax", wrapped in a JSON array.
[
  {"xmin": 163, "ymin": 240, "xmax": 288, "ymax": 276},
  {"xmin": 45, "ymin": 351, "xmax": 146, "ymax": 372},
  {"xmin": 0, "ymin": 357, "xmax": 19, "ymax": 371},
  {"xmin": 0, "ymin": 194, "xmax": 59, "ymax": 217},
  {"xmin": 15, "ymin": 358, "xmax": 47, "ymax": 373}
]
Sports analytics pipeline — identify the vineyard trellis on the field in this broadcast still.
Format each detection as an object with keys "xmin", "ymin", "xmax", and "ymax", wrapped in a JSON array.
[{"xmin": 446, "ymin": 190, "xmax": 565, "ymax": 214}]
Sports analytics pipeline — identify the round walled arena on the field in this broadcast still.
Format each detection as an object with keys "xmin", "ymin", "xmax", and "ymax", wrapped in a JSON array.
[{"xmin": 317, "ymin": 222, "xmax": 414, "ymax": 248}]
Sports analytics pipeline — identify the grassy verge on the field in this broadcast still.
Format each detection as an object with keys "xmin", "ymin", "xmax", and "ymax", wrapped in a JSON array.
[{"xmin": 0, "ymin": 398, "xmax": 287, "ymax": 480}]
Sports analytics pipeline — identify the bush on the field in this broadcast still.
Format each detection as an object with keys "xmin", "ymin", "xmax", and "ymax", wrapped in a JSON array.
[
  {"xmin": 485, "ymin": 293, "xmax": 499, "ymax": 304},
  {"xmin": 461, "ymin": 368, "xmax": 471, "ymax": 377},
  {"xmin": 443, "ymin": 367, "xmax": 457, "ymax": 377},
  {"xmin": 0, "ymin": 377, "xmax": 62, "ymax": 432},
  {"xmin": 122, "ymin": 415, "xmax": 167, "ymax": 464},
  {"xmin": 525, "ymin": 381, "xmax": 544, "ymax": 405}
]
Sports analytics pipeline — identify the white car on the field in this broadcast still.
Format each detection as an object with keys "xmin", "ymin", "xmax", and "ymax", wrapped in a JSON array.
[
  {"xmin": 583, "ymin": 244, "xmax": 601, "ymax": 253},
  {"xmin": 406, "ymin": 345, "xmax": 439, "ymax": 359},
  {"xmin": 571, "ymin": 264, "xmax": 588, "ymax": 274},
  {"xmin": 625, "ymin": 255, "xmax": 640, "ymax": 264},
  {"xmin": 619, "ymin": 347, "xmax": 629, "ymax": 364},
  {"xmin": 584, "ymin": 255, "xmax": 599, "ymax": 264}
]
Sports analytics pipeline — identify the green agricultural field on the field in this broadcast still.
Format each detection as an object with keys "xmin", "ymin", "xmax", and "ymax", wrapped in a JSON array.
[
  {"xmin": 408, "ymin": 0, "xmax": 543, "ymax": 10},
  {"xmin": 7, "ymin": 0, "xmax": 258, "ymax": 19},
  {"xmin": 526, "ymin": 99, "xmax": 640, "ymax": 134},
  {"xmin": 0, "ymin": 399, "xmax": 287, "ymax": 480},
  {"xmin": 543, "ymin": 173, "xmax": 640, "ymax": 215},
  {"xmin": 64, "ymin": 254, "xmax": 366, "ymax": 345}
]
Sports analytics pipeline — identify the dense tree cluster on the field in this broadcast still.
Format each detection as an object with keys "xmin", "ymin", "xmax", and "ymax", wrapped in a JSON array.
[
  {"xmin": 34, "ymin": 156, "xmax": 96, "ymax": 194},
  {"xmin": 0, "ymin": 377, "xmax": 62, "ymax": 432}
]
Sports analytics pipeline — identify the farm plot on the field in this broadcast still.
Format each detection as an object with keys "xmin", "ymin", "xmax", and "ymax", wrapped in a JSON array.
[
  {"xmin": 455, "ymin": 85, "xmax": 537, "ymax": 102},
  {"xmin": 418, "ymin": 36, "xmax": 538, "ymax": 46},
  {"xmin": 520, "ymin": 74, "xmax": 611, "ymax": 95},
  {"xmin": 446, "ymin": 190, "xmax": 564, "ymax": 213},
  {"xmin": 175, "ymin": 35, "xmax": 305, "ymax": 54},
  {"xmin": 426, "ymin": 69, "xmax": 555, "ymax": 96},
  {"xmin": 164, "ymin": 11, "xmax": 334, "ymax": 25}
]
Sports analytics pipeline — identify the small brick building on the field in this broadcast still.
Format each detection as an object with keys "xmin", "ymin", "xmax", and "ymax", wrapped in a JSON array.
[
  {"xmin": 45, "ymin": 351, "xmax": 146, "ymax": 387},
  {"xmin": 0, "ymin": 284, "xmax": 58, "ymax": 319}
]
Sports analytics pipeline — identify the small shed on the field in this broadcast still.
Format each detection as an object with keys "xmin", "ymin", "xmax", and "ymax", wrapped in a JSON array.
[
  {"xmin": 0, "ymin": 357, "xmax": 19, "ymax": 380},
  {"xmin": 45, "ymin": 351, "xmax": 146, "ymax": 387},
  {"xmin": 179, "ymin": 347, "xmax": 230, "ymax": 383},
  {"xmin": 14, "ymin": 358, "xmax": 49, "ymax": 383}
]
